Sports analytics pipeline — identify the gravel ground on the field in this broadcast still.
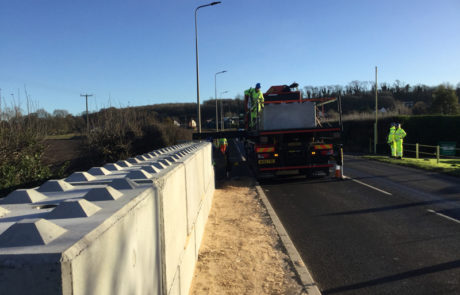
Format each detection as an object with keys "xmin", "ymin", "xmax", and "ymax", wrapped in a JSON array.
[{"xmin": 189, "ymin": 177, "xmax": 305, "ymax": 295}]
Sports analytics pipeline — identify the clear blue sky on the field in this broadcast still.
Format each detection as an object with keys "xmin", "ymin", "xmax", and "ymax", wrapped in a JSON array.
[{"xmin": 1, "ymin": 0, "xmax": 459, "ymax": 115}]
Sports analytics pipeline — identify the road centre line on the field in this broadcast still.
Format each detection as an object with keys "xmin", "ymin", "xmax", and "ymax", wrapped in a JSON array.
[
  {"xmin": 343, "ymin": 175, "xmax": 392, "ymax": 196},
  {"xmin": 427, "ymin": 209, "xmax": 460, "ymax": 224}
]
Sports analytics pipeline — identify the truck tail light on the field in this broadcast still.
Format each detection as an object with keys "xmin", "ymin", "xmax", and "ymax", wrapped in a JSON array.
[
  {"xmin": 255, "ymin": 146, "xmax": 275, "ymax": 153},
  {"xmin": 314, "ymin": 144, "xmax": 333, "ymax": 150}
]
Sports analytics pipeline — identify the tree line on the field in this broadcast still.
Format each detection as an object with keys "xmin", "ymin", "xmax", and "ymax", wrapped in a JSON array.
[
  {"xmin": 303, "ymin": 80, "xmax": 460, "ymax": 116},
  {"xmin": 1, "ymin": 80, "xmax": 458, "ymax": 136}
]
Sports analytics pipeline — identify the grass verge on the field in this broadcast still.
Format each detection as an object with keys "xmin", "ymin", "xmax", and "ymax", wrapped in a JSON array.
[{"xmin": 363, "ymin": 155, "xmax": 460, "ymax": 177}]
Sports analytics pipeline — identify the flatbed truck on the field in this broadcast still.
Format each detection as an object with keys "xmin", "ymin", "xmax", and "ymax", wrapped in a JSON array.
[{"xmin": 193, "ymin": 84, "xmax": 343, "ymax": 178}]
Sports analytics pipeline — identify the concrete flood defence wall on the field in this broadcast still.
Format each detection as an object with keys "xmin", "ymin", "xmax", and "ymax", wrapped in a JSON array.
[{"xmin": 0, "ymin": 142, "xmax": 214, "ymax": 295}]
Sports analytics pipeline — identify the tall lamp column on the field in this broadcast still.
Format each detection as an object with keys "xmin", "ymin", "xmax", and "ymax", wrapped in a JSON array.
[
  {"xmin": 195, "ymin": 1, "xmax": 222, "ymax": 133},
  {"xmin": 214, "ymin": 70, "xmax": 227, "ymax": 131}
]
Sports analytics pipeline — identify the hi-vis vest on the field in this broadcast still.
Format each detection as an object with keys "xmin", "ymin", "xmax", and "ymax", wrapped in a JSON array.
[{"xmin": 245, "ymin": 88, "xmax": 264, "ymax": 112}]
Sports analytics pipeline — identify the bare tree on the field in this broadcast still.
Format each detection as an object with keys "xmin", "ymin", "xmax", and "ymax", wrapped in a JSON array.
[{"xmin": 53, "ymin": 109, "xmax": 70, "ymax": 118}]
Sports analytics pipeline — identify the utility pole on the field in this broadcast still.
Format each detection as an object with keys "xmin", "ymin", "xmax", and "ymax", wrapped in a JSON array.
[
  {"xmin": 374, "ymin": 66, "xmax": 378, "ymax": 154},
  {"xmin": 81, "ymin": 94, "xmax": 93, "ymax": 135}
]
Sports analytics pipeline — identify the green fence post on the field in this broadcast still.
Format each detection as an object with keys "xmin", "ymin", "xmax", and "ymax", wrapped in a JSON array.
[
  {"xmin": 436, "ymin": 145, "xmax": 440, "ymax": 164},
  {"xmin": 416, "ymin": 143, "xmax": 419, "ymax": 159}
]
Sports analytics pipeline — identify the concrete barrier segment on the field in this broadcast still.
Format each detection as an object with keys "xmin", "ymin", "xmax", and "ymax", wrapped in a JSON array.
[
  {"xmin": 136, "ymin": 155, "xmax": 150, "ymax": 161},
  {"xmin": 127, "ymin": 157, "xmax": 143, "ymax": 164},
  {"xmin": 37, "ymin": 180, "xmax": 74, "ymax": 192},
  {"xmin": 65, "ymin": 172, "xmax": 96, "ymax": 182},
  {"xmin": 167, "ymin": 146, "xmax": 215, "ymax": 295},
  {"xmin": 152, "ymin": 162, "xmax": 167, "ymax": 170},
  {"xmin": 88, "ymin": 167, "xmax": 111, "ymax": 176},
  {"xmin": 48, "ymin": 199, "xmax": 101, "ymax": 219},
  {"xmin": 182, "ymin": 152, "xmax": 205, "ymax": 235},
  {"xmin": 0, "ymin": 141, "xmax": 212, "ymax": 294},
  {"xmin": 154, "ymin": 164, "xmax": 189, "ymax": 291},
  {"xmin": 116, "ymin": 160, "xmax": 133, "ymax": 167},
  {"xmin": 60, "ymin": 187, "xmax": 161, "ymax": 295},
  {"xmin": 0, "ymin": 189, "xmax": 48, "ymax": 204},
  {"xmin": 140, "ymin": 165, "xmax": 161, "ymax": 174},
  {"xmin": 158, "ymin": 159, "xmax": 172, "ymax": 166},
  {"xmin": 171, "ymin": 154, "xmax": 182, "ymax": 160},
  {"xmin": 83, "ymin": 186, "xmax": 124, "ymax": 201},
  {"xmin": 148, "ymin": 151, "xmax": 161, "ymax": 157},
  {"xmin": 0, "ymin": 206, "xmax": 9, "ymax": 217},
  {"xmin": 109, "ymin": 178, "xmax": 138, "ymax": 190},
  {"xmin": 103, "ymin": 163, "xmax": 122, "ymax": 171},
  {"xmin": 104, "ymin": 163, "xmax": 123, "ymax": 171},
  {"xmin": 126, "ymin": 170, "xmax": 153, "ymax": 180},
  {"xmin": 164, "ymin": 156, "xmax": 178, "ymax": 163},
  {"xmin": 0, "ymin": 218, "xmax": 67, "ymax": 247}
]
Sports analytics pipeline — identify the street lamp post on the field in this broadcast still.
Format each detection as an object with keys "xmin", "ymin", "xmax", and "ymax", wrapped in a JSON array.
[
  {"xmin": 195, "ymin": 1, "xmax": 222, "ymax": 133},
  {"xmin": 220, "ymin": 90, "xmax": 229, "ymax": 130},
  {"xmin": 214, "ymin": 70, "xmax": 227, "ymax": 131},
  {"xmin": 374, "ymin": 66, "xmax": 378, "ymax": 154}
]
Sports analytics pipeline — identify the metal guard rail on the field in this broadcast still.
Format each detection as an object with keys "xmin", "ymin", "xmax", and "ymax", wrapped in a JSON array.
[{"xmin": 403, "ymin": 142, "xmax": 460, "ymax": 164}]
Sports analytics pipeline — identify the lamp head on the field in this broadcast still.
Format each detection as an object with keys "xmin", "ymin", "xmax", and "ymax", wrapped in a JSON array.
[{"xmin": 211, "ymin": 1, "xmax": 221, "ymax": 5}]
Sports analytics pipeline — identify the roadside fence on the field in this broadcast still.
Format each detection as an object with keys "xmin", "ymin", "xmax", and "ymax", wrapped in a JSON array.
[{"xmin": 404, "ymin": 143, "xmax": 460, "ymax": 164}]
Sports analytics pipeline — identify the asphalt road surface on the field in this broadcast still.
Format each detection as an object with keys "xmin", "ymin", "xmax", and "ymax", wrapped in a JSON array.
[{"xmin": 255, "ymin": 155, "xmax": 460, "ymax": 295}]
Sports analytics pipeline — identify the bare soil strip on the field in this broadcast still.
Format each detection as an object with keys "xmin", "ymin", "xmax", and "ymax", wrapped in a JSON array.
[{"xmin": 189, "ymin": 177, "xmax": 305, "ymax": 295}]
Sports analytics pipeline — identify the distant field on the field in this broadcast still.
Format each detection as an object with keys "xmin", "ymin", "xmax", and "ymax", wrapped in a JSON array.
[{"xmin": 364, "ymin": 155, "xmax": 460, "ymax": 177}]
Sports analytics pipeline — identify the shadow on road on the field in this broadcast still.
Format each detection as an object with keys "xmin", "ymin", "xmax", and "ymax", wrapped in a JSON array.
[
  {"xmin": 322, "ymin": 259, "xmax": 460, "ymax": 294},
  {"xmin": 317, "ymin": 198, "xmax": 460, "ymax": 217}
]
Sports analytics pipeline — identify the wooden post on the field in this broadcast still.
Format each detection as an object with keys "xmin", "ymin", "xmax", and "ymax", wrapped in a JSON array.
[{"xmin": 436, "ymin": 145, "xmax": 440, "ymax": 164}]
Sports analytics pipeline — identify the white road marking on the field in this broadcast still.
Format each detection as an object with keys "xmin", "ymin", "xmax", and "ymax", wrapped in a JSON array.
[
  {"xmin": 427, "ymin": 209, "xmax": 460, "ymax": 224},
  {"xmin": 343, "ymin": 175, "xmax": 392, "ymax": 196}
]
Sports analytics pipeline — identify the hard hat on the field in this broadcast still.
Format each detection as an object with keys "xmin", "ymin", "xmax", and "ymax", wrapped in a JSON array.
[{"xmin": 255, "ymin": 83, "xmax": 261, "ymax": 89}]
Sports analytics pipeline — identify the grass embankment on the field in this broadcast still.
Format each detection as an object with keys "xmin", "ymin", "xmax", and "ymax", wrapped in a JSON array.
[{"xmin": 364, "ymin": 155, "xmax": 460, "ymax": 177}]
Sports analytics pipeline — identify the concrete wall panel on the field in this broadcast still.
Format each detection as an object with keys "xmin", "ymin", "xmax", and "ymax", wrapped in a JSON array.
[
  {"xmin": 62, "ymin": 188, "xmax": 160, "ymax": 295},
  {"xmin": 183, "ymin": 151, "xmax": 205, "ymax": 234},
  {"xmin": 158, "ymin": 164, "xmax": 188, "ymax": 291},
  {"xmin": 0, "ymin": 141, "xmax": 214, "ymax": 295}
]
